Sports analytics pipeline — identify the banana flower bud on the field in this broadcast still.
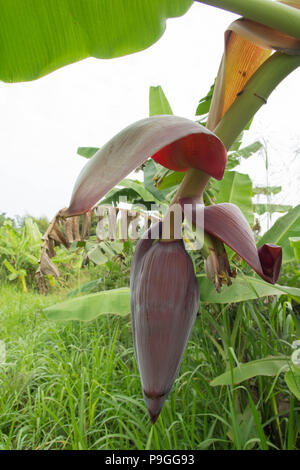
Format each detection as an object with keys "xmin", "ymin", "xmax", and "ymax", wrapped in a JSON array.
[
  {"xmin": 61, "ymin": 116, "xmax": 226, "ymax": 424},
  {"xmin": 130, "ymin": 222, "xmax": 199, "ymax": 424}
]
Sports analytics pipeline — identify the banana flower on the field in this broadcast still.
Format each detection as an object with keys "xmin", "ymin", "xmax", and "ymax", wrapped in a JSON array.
[{"xmin": 63, "ymin": 114, "xmax": 282, "ymax": 423}]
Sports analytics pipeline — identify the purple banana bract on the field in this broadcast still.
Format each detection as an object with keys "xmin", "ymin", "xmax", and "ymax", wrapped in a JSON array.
[{"xmin": 130, "ymin": 223, "xmax": 199, "ymax": 424}]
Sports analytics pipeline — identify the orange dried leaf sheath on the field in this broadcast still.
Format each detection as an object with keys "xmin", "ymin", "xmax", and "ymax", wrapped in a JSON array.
[
  {"xmin": 207, "ymin": 32, "xmax": 271, "ymax": 130},
  {"xmin": 222, "ymin": 32, "xmax": 271, "ymax": 117},
  {"xmin": 208, "ymin": 0, "xmax": 300, "ymax": 131}
]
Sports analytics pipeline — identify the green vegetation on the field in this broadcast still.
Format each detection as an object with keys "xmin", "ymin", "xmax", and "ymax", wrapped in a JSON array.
[
  {"xmin": 0, "ymin": 84, "xmax": 299, "ymax": 449},
  {"xmin": 0, "ymin": 283, "xmax": 299, "ymax": 450},
  {"xmin": 1, "ymin": 0, "xmax": 300, "ymax": 451}
]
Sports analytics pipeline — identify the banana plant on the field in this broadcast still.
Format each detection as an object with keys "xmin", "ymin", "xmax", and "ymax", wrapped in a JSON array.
[
  {"xmin": 3, "ymin": 259, "xmax": 28, "ymax": 293},
  {"xmin": 56, "ymin": 2, "xmax": 300, "ymax": 423},
  {"xmin": 0, "ymin": 219, "xmax": 42, "ymax": 292}
]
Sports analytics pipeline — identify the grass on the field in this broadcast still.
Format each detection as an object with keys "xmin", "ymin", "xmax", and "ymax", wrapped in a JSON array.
[{"xmin": 0, "ymin": 283, "xmax": 299, "ymax": 450}]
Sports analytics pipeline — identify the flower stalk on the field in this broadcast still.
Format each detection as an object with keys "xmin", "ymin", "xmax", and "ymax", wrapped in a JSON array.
[
  {"xmin": 166, "ymin": 53, "xmax": 300, "ymax": 242},
  {"xmin": 172, "ymin": 51, "xmax": 300, "ymax": 206}
]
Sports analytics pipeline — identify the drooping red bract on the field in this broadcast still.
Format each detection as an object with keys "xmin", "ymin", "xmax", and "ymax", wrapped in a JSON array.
[
  {"xmin": 63, "ymin": 116, "xmax": 227, "ymax": 217},
  {"xmin": 179, "ymin": 198, "xmax": 282, "ymax": 284},
  {"xmin": 151, "ymin": 131, "xmax": 226, "ymax": 178},
  {"xmin": 130, "ymin": 223, "xmax": 199, "ymax": 424}
]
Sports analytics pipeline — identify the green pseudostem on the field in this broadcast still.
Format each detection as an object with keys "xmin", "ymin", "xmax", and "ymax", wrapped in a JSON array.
[
  {"xmin": 163, "ymin": 52, "xmax": 300, "ymax": 254},
  {"xmin": 173, "ymin": 52, "xmax": 300, "ymax": 202}
]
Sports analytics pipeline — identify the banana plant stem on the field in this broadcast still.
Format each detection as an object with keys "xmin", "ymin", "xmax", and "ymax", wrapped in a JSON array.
[
  {"xmin": 163, "ymin": 169, "xmax": 209, "ymax": 239},
  {"xmin": 171, "ymin": 169, "xmax": 210, "ymax": 203},
  {"xmin": 195, "ymin": 0, "xmax": 300, "ymax": 40},
  {"xmin": 176, "ymin": 52, "xmax": 300, "ymax": 200},
  {"xmin": 164, "ymin": 52, "xmax": 300, "ymax": 237}
]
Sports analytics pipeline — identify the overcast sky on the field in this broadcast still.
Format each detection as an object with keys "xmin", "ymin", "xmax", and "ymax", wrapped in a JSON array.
[{"xmin": 0, "ymin": 2, "xmax": 299, "ymax": 222}]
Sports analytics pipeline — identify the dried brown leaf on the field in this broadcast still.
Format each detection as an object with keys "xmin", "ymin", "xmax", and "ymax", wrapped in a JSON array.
[{"xmin": 40, "ymin": 252, "xmax": 59, "ymax": 277}]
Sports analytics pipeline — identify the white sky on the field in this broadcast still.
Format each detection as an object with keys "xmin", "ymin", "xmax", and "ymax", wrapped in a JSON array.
[{"xmin": 0, "ymin": 2, "xmax": 299, "ymax": 222}]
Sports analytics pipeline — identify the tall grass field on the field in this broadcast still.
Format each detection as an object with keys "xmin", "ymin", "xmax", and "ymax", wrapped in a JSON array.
[{"xmin": 0, "ymin": 283, "xmax": 299, "ymax": 450}]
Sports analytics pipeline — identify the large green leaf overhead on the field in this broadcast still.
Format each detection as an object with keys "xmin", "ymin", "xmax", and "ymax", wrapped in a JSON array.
[{"xmin": 0, "ymin": 0, "xmax": 193, "ymax": 83}]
